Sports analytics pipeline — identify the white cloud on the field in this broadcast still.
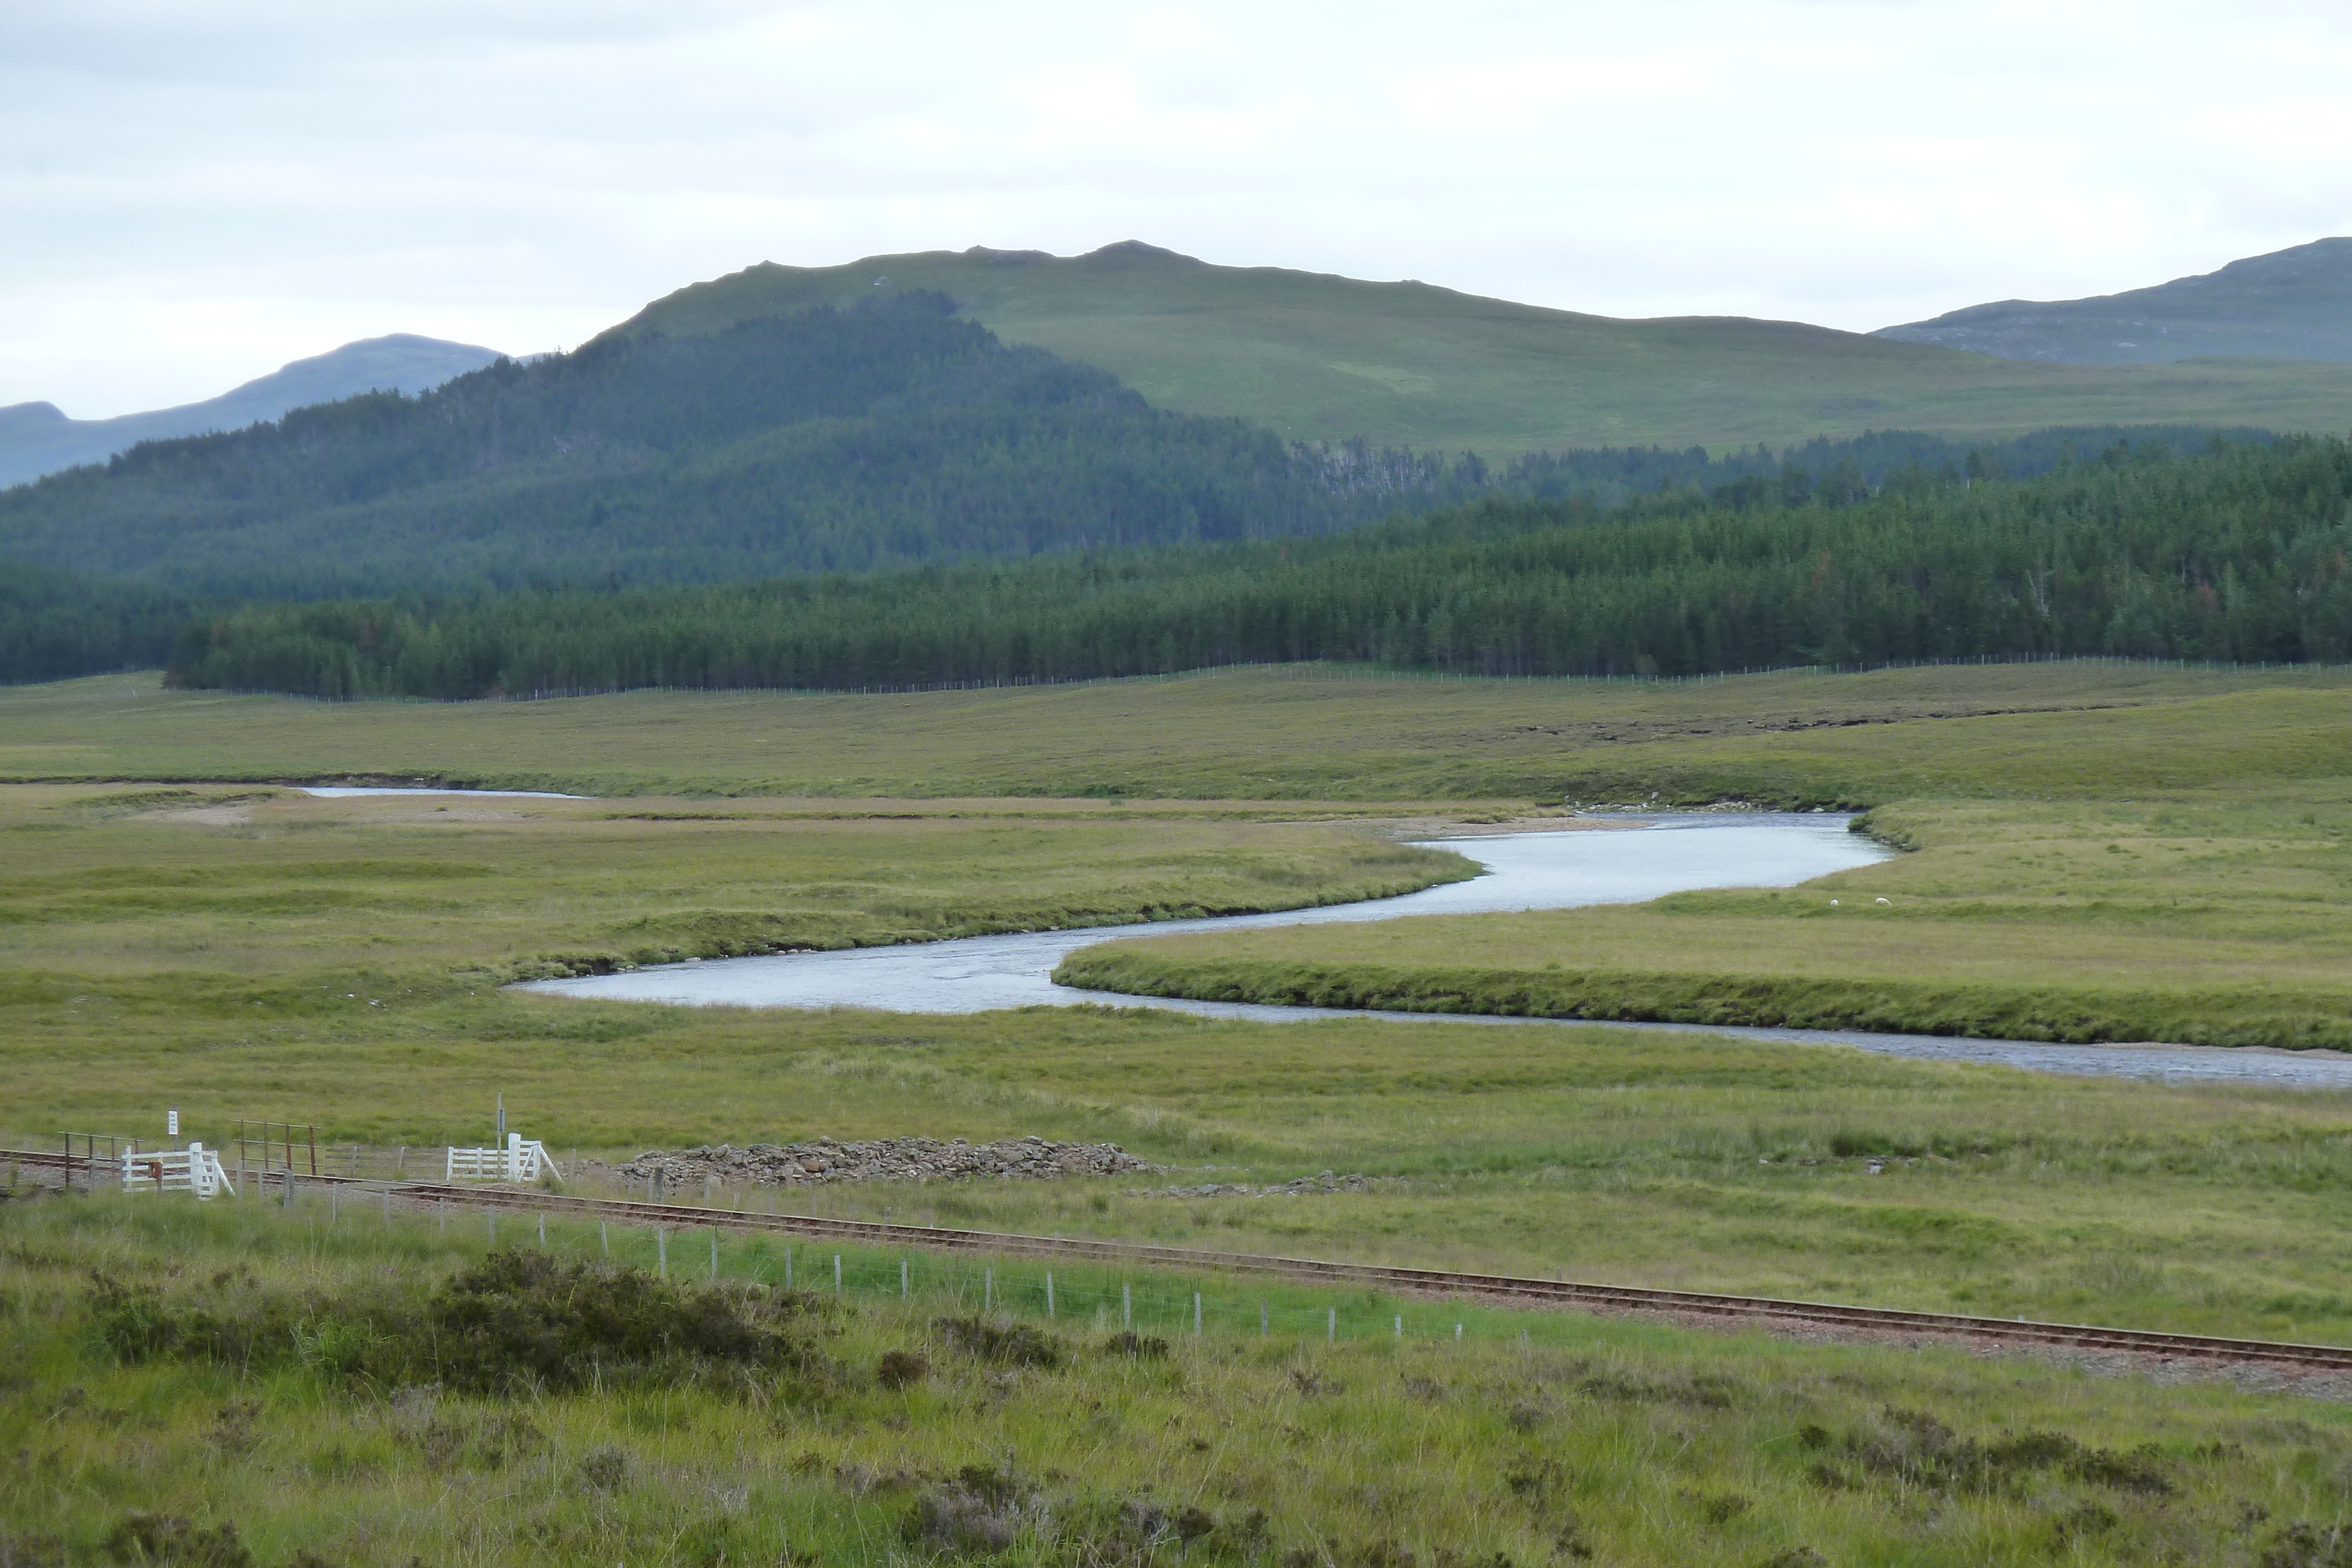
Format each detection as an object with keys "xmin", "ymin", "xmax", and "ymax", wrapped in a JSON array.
[{"xmin": 3, "ymin": 0, "xmax": 2350, "ymax": 414}]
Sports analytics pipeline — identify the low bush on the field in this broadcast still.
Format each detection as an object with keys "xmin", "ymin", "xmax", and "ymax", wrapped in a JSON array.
[
  {"xmin": 85, "ymin": 1250, "xmax": 818, "ymax": 1393},
  {"xmin": 931, "ymin": 1315, "xmax": 1065, "ymax": 1369}
]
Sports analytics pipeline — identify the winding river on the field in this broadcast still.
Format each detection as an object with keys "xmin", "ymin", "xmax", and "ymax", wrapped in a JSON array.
[{"xmin": 524, "ymin": 814, "xmax": 2352, "ymax": 1091}]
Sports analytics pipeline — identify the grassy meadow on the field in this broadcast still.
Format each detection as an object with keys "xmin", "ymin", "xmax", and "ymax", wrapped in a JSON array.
[
  {"xmin": 11, "ymin": 1198, "xmax": 2352, "ymax": 1568},
  {"xmin": 6, "ymin": 658, "xmax": 2352, "ymax": 1560},
  {"xmin": 8, "ymin": 902, "xmax": 2352, "ymax": 1340},
  {"xmin": 6, "ymin": 660, "xmax": 2351, "ymax": 801}
]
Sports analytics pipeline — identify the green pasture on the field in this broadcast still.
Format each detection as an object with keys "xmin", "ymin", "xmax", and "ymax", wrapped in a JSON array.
[{"xmin": 5, "ymin": 1195, "xmax": 2350, "ymax": 1568}]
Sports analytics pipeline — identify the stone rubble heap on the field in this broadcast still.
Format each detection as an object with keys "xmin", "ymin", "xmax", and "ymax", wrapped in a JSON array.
[
  {"xmin": 616, "ymin": 1136, "xmax": 1160, "ymax": 1187},
  {"xmin": 1138, "ymin": 1171, "xmax": 1378, "ymax": 1199}
]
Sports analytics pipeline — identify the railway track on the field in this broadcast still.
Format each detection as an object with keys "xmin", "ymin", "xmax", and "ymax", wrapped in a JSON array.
[{"xmin": 12, "ymin": 1147, "xmax": 2350, "ymax": 1375}]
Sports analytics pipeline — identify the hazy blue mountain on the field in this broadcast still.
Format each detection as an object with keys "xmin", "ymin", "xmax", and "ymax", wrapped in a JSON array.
[
  {"xmin": 1875, "ymin": 238, "xmax": 2352, "ymax": 365},
  {"xmin": 0, "ymin": 334, "xmax": 506, "ymax": 488}
]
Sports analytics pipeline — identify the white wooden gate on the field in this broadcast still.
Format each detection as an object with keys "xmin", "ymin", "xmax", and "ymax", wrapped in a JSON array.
[
  {"xmin": 445, "ymin": 1133, "xmax": 560, "ymax": 1183},
  {"xmin": 120, "ymin": 1143, "xmax": 237, "ymax": 1200}
]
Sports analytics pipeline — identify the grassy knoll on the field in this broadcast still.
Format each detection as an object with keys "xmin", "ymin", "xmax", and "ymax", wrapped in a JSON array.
[
  {"xmin": 616, "ymin": 242, "xmax": 2352, "ymax": 454},
  {"xmin": 6, "ymin": 661, "xmax": 2351, "ymax": 801},
  {"xmin": 6, "ymin": 1198, "xmax": 2350, "ymax": 1568},
  {"xmin": 1055, "ymin": 785, "xmax": 2352, "ymax": 1049}
]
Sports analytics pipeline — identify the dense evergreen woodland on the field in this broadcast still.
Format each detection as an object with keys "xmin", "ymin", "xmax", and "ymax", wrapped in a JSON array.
[
  {"xmin": 0, "ymin": 294, "xmax": 1460, "ymax": 599},
  {"xmin": 0, "ymin": 563, "xmax": 191, "ymax": 685},
  {"xmin": 0, "ymin": 282, "xmax": 2303, "ymax": 688},
  {"xmin": 168, "ymin": 435, "xmax": 2352, "ymax": 697}
]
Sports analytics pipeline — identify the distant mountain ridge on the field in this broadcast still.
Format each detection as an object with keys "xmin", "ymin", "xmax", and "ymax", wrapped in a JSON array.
[
  {"xmin": 0, "ymin": 334, "xmax": 505, "ymax": 488},
  {"xmin": 1874, "ymin": 239, "xmax": 2352, "ymax": 365},
  {"xmin": 606, "ymin": 241, "xmax": 2352, "ymax": 454}
]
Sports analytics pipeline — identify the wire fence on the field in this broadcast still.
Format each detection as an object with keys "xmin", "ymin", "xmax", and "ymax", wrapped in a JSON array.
[{"xmin": 268, "ymin": 1184, "xmax": 1544, "ymax": 1352}]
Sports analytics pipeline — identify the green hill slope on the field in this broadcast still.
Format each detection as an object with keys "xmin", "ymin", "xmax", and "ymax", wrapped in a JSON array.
[
  {"xmin": 1877, "ymin": 237, "xmax": 2352, "ymax": 365},
  {"xmin": 610, "ymin": 241, "xmax": 2352, "ymax": 454}
]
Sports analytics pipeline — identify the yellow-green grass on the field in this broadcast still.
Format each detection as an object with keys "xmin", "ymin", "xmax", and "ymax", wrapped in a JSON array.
[
  {"xmin": 1057, "ymin": 788, "xmax": 2352, "ymax": 1048},
  {"xmin": 6, "ymin": 1197, "xmax": 2351, "ymax": 1568},
  {"xmin": 9, "ymin": 974, "xmax": 2352, "ymax": 1340},
  {"xmin": 7, "ymin": 661, "xmax": 2352, "ymax": 802},
  {"xmin": 0, "ymin": 784, "xmax": 1467, "ymax": 988},
  {"xmin": 616, "ymin": 243, "xmax": 2352, "ymax": 455}
]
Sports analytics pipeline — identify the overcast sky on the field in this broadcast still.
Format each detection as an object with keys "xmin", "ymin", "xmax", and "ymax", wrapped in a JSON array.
[{"xmin": 8, "ymin": 0, "xmax": 2351, "ymax": 417}]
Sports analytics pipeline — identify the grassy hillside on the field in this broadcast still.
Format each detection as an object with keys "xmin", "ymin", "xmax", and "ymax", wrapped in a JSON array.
[
  {"xmin": 613, "ymin": 241, "xmax": 2352, "ymax": 453},
  {"xmin": 1878, "ymin": 236, "xmax": 2352, "ymax": 365}
]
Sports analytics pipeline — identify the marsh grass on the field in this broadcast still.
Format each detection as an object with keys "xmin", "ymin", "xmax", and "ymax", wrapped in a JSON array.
[
  {"xmin": 1060, "ymin": 785, "xmax": 2352, "ymax": 1047},
  {"xmin": 7, "ymin": 664, "xmax": 2352, "ymax": 1348},
  {"xmin": 0, "ymin": 784, "xmax": 1469, "ymax": 987},
  {"xmin": 8, "ymin": 661, "xmax": 2352, "ymax": 803},
  {"xmin": 5, "ymin": 1194, "xmax": 2351, "ymax": 1568}
]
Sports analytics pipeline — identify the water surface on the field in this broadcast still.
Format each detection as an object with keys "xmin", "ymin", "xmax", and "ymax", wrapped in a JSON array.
[
  {"xmin": 524, "ymin": 814, "xmax": 2352, "ymax": 1090},
  {"xmin": 528, "ymin": 815, "xmax": 1880, "ymax": 1013},
  {"xmin": 300, "ymin": 785, "xmax": 589, "ymax": 800}
]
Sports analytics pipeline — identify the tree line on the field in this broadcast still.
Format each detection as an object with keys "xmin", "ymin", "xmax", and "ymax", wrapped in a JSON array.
[{"xmin": 163, "ymin": 434, "xmax": 2352, "ymax": 698}]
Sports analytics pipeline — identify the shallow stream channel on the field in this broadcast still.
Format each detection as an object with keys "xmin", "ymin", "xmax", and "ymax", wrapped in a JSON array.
[{"xmin": 520, "ymin": 813, "xmax": 2352, "ymax": 1091}]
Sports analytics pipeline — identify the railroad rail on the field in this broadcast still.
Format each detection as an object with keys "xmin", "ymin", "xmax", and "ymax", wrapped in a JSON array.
[{"xmin": 10, "ymin": 1147, "xmax": 2350, "ymax": 1375}]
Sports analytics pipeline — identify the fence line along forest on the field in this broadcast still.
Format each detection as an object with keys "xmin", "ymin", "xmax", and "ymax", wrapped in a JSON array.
[{"xmin": 162, "ymin": 434, "xmax": 2352, "ymax": 698}]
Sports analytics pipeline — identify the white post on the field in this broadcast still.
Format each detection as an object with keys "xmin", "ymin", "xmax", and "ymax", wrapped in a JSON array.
[
  {"xmin": 710, "ymin": 1233, "xmax": 718, "ymax": 1279},
  {"xmin": 833, "ymin": 1254, "xmax": 842, "ymax": 1295},
  {"xmin": 1045, "ymin": 1272, "xmax": 1054, "ymax": 1317},
  {"xmin": 656, "ymin": 1227, "xmax": 667, "ymax": 1276},
  {"xmin": 538, "ymin": 1213, "xmax": 546, "ymax": 1248},
  {"xmin": 1194, "ymin": 1293, "xmax": 1202, "ymax": 1336},
  {"xmin": 600, "ymin": 1221, "xmax": 609, "ymax": 1258},
  {"xmin": 1327, "ymin": 1308, "xmax": 1335, "ymax": 1343},
  {"xmin": 506, "ymin": 1132, "xmax": 524, "ymax": 1182},
  {"xmin": 1393, "ymin": 1315, "xmax": 1401, "ymax": 1339}
]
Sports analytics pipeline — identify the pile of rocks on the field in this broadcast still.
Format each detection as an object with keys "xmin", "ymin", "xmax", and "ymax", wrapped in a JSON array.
[
  {"xmin": 1138, "ymin": 1171, "xmax": 1379, "ymax": 1199},
  {"xmin": 616, "ymin": 1136, "xmax": 1160, "ymax": 1187}
]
